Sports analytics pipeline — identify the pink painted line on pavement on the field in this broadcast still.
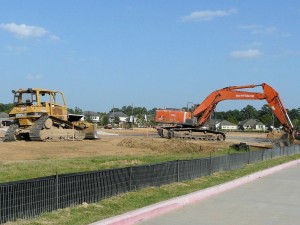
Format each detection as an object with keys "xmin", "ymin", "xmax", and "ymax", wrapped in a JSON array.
[{"xmin": 90, "ymin": 159, "xmax": 300, "ymax": 225}]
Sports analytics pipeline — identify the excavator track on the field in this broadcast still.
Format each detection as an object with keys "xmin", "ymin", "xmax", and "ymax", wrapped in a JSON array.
[
  {"xmin": 4, "ymin": 123, "xmax": 19, "ymax": 142},
  {"xmin": 157, "ymin": 127, "xmax": 226, "ymax": 141},
  {"xmin": 29, "ymin": 114, "xmax": 85, "ymax": 141}
]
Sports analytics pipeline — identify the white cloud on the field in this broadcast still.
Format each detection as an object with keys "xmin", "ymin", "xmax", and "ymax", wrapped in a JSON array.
[
  {"xmin": 230, "ymin": 49, "xmax": 263, "ymax": 59},
  {"xmin": 0, "ymin": 23, "xmax": 48, "ymax": 38},
  {"xmin": 239, "ymin": 24, "xmax": 289, "ymax": 37},
  {"xmin": 0, "ymin": 23, "xmax": 60, "ymax": 40},
  {"xmin": 240, "ymin": 24, "xmax": 277, "ymax": 34},
  {"xmin": 26, "ymin": 74, "xmax": 43, "ymax": 80},
  {"xmin": 50, "ymin": 34, "xmax": 60, "ymax": 41},
  {"xmin": 181, "ymin": 8, "xmax": 237, "ymax": 22},
  {"xmin": 249, "ymin": 42, "xmax": 263, "ymax": 48},
  {"xmin": 6, "ymin": 45, "xmax": 29, "ymax": 54}
]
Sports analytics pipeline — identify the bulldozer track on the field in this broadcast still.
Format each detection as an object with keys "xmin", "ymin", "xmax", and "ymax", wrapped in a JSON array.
[
  {"xmin": 3, "ymin": 124, "xmax": 19, "ymax": 142},
  {"xmin": 29, "ymin": 114, "xmax": 49, "ymax": 141},
  {"xmin": 29, "ymin": 114, "xmax": 85, "ymax": 141}
]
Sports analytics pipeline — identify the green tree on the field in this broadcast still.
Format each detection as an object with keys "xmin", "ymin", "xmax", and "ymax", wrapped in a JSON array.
[
  {"xmin": 101, "ymin": 114, "xmax": 109, "ymax": 126},
  {"xmin": 67, "ymin": 107, "xmax": 83, "ymax": 114},
  {"xmin": 258, "ymin": 104, "xmax": 273, "ymax": 125},
  {"xmin": 0, "ymin": 103, "xmax": 14, "ymax": 113},
  {"xmin": 241, "ymin": 105, "xmax": 258, "ymax": 120},
  {"xmin": 114, "ymin": 116, "xmax": 120, "ymax": 125}
]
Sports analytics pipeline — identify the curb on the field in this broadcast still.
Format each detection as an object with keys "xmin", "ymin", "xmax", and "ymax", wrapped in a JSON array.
[{"xmin": 90, "ymin": 159, "xmax": 300, "ymax": 225}]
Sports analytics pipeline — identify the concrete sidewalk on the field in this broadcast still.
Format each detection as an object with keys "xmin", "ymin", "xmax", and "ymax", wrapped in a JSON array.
[{"xmin": 90, "ymin": 160, "xmax": 300, "ymax": 225}]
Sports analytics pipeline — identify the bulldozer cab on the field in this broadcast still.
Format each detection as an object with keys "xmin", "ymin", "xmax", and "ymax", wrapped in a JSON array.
[
  {"xmin": 10, "ymin": 88, "xmax": 68, "ymax": 123},
  {"xmin": 13, "ymin": 89, "xmax": 37, "ymax": 106}
]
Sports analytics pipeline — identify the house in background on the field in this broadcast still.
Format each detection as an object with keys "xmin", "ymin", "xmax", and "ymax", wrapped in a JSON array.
[
  {"xmin": 83, "ymin": 111, "xmax": 100, "ymax": 123},
  {"xmin": 238, "ymin": 119, "xmax": 266, "ymax": 131},
  {"xmin": 219, "ymin": 120, "xmax": 238, "ymax": 131},
  {"xmin": 203, "ymin": 119, "xmax": 221, "ymax": 130},
  {"xmin": 107, "ymin": 112, "xmax": 129, "ymax": 124}
]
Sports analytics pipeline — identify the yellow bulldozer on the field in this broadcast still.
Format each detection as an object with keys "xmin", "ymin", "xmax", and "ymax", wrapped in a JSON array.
[{"xmin": 4, "ymin": 88, "xmax": 98, "ymax": 141}]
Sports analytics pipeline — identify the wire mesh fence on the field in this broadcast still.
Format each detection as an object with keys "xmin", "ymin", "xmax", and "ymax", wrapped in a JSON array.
[{"xmin": 1, "ymin": 145, "xmax": 300, "ymax": 224}]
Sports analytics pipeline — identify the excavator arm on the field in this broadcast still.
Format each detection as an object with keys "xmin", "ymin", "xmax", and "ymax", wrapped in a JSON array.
[
  {"xmin": 193, "ymin": 83, "xmax": 293, "ymax": 133},
  {"xmin": 193, "ymin": 84, "xmax": 265, "ymax": 125},
  {"xmin": 192, "ymin": 83, "xmax": 294, "ymax": 146}
]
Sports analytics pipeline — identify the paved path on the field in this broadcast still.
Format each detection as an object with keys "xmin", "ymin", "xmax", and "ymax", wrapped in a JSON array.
[{"xmin": 137, "ymin": 164, "xmax": 300, "ymax": 225}]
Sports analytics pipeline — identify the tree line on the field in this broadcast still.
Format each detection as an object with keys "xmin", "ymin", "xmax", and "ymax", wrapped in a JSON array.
[{"xmin": 1, "ymin": 103, "xmax": 300, "ymax": 130}]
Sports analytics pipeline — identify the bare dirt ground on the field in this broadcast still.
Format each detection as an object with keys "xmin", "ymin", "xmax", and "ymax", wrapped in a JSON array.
[{"xmin": 0, "ymin": 128, "xmax": 275, "ymax": 162}]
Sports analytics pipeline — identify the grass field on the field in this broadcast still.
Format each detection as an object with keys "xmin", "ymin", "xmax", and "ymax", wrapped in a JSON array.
[{"xmin": 0, "ymin": 129, "xmax": 268, "ymax": 183}]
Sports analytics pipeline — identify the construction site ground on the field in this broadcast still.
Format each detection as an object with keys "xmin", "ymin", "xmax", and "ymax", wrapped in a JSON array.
[{"xmin": 0, "ymin": 127, "xmax": 273, "ymax": 162}]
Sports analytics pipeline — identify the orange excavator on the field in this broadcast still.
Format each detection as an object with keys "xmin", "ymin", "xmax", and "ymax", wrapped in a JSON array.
[{"xmin": 155, "ymin": 83, "xmax": 294, "ymax": 147}]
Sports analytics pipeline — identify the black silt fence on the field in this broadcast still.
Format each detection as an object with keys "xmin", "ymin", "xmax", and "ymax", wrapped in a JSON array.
[
  {"xmin": 1, "ymin": 145, "xmax": 299, "ymax": 224},
  {"xmin": 131, "ymin": 162, "xmax": 178, "ymax": 190},
  {"xmin": 178, "ymin": 158, "xmax": 211, "ymax": 181},
  {"xmin": 210, "ymin": 155, "xmax": 230, "ymax": 173}
]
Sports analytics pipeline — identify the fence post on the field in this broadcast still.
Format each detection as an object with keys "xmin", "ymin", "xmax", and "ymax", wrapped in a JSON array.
[
  {"xmin": 248, "ymin": 150, "xmax": 250, "ymax": 164},
  {"xmin": 209, "ymin": 152, "xmax": 212, "ymax": 175},
  {"xmin": 228, "ymin": 151, "xmax": 231, "ymax": 170},
  {"xmin": 129, "ymin": 167, "xmax": 132, "ymax": 192},
  {"xmin": 177, "ymin": 160, "xmax": 180, "ymax": 182},
  {"xmin": 294, "ymin": 145, "xmax": 296, "ymax": 155},
  {"xmin": 56, "ymin": 172, "xmax": 59, "ymax": 210},
  {"xmin": 271, "ymin": 149, "xmax": 273, "ymax": 159}
]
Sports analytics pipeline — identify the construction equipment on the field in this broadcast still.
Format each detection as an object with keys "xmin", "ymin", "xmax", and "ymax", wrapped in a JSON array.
[
  {"xmin": 155, "ymin": 83, "xmax": 294, "ymax": 147},
  {"xmin": 4, "ymin": 88, "xmax": 98, "ymax": 141}
]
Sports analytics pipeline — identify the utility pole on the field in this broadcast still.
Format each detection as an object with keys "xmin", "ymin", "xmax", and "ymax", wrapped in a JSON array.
[{"xmin": 131, "ymin": 103, "xmax": 134, "ymax": 129}]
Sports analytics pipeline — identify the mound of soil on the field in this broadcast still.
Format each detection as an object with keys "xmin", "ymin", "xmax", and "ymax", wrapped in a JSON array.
[{"xmin": 117, "ymin": 138, "xmax": 217, "ymax": 153}]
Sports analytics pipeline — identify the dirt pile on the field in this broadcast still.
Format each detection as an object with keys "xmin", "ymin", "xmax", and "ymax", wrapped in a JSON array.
[
  {"xmin": 266, "ymin": 130, "xmax": 286, "ymax": 140},
  {"xmin": 117, "ymin": 138, "xmax": 218, "ymax": 153}
]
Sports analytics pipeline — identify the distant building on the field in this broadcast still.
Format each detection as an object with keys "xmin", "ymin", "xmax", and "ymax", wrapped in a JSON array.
[
  {"xmin": 107, "ymin": 111, "xmax": 129, "ymax": 123},
  {"xmin": 238, "ymin": 119, "xmax": 266, "ymax": 131},
  {"xmin": 219, "ymin": 120, "xmax": 238, "ymax": 131},
  {"xmin": 83, "ymin": 111, "xmax": 100, "ymax": 123},
  {"xmin": 203, "ymin": 119, "xmax": 221, "ymax": 130}
]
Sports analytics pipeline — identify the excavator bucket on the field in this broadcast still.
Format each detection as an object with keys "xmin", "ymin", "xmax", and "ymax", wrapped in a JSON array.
[{"xmin": 267, "ymin": 130, "xmax": 293, "ymax": 148}]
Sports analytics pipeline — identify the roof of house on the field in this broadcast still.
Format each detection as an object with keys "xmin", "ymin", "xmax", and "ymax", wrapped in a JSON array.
[
  {"xmin": 203, "ymin": 119, "xmax": 221, "ymax": 126},
  {"xmin": 239, "ymin": 119, "xmax": 265, "ymax": 126},
  {"xmin": 107, "ymin": 111, "xmax": 128, "ymax": 118},
  {"xmin": 220, "ymin": 120, "xmax": 237, "ymax": 126},
  {"xmin": 83, "ymin": 111, "xmax": 99, "ymax": 116}
]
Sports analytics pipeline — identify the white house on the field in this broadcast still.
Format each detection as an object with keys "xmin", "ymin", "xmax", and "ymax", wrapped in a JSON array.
[
  {"xmin": 83, "ymin": 111, "xmax": 100, "ymax": 123},
  {"xmin": 219, "ymin": 120, "xmax": 238, "ymax": 131},
  {"xmin": 107, "ymin": 111, "xmax": 129, "ymax": 123},
  {"xmin": 238, "ymin": 119, "xmax": 266, "ymax": 131}
]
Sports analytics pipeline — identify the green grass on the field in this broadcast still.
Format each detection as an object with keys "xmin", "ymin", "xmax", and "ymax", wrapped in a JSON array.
[
  {"xmin": 5, "ymin": 154, "xmax": 300, "ymax": 225},
  {"xmin": 0, "ymin": 148, "xmax": 238, "ymax": 183}
]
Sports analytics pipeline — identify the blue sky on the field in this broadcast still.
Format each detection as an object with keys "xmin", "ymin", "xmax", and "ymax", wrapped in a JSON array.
[{"xmin": 0, "ymin": 1, "xmax": 299, "ymax": 113}]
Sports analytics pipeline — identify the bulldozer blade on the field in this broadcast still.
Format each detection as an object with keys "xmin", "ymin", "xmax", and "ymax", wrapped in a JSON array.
[{"xmin": 84, "ymin": 123, "xmax": 99, "ymax": 139}]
